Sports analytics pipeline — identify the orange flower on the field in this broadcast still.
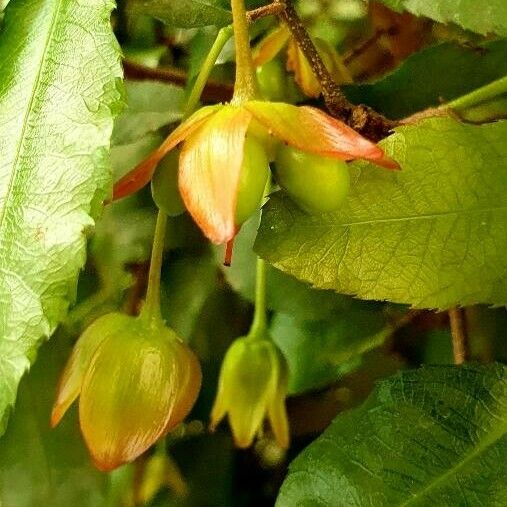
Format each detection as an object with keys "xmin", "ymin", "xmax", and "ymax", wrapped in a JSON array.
[
  {"xmin": 51, "ymin": 313, "xmax": 201, "ymax": 471},
  {"xmin": 113, "ymin": 101, "xmax": 398, "ymax": 245}
]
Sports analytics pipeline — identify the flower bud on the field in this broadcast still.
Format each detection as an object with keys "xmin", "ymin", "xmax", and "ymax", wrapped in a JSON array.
[
  {"xmin": 210, "ymin": 335, "xmax": 289, "ymax": 449},
  {"xmin": 52, "ymin": 313, "xmax": 201, "ymax": 471}
]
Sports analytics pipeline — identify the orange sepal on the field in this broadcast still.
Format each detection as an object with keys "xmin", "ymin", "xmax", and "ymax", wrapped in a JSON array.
[
  {"xmin": 112, "ymin": 106, "xmax": 220, "ymax": 201},
  {"xmin": 246, "ymin": 101, "xmax": 399, "ymax": 170},
  {"xmin": 79, "ymin": 323, "xmax": 180, "ymax": 471},
  {"xmin": 178, "ymin": 105, "xmax": 252, "ymax": 244},
  {"xmin": 252, "ymin": 25, "xmax": 291, "ymax": 67}
]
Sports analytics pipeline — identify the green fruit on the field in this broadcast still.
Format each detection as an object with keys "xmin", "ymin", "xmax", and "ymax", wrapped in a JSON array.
[
  {"xmin": 235, "ymin": 136, "xmax": 270, "ymax": 225},
  {"xmin": 256, "ymin": 58, "xmax": 287, "ymax": 102},
  {"xmin": 274, "ymin": 145, "xmax": 350, "ymax": 213},
  {"xmin": 151, "ymin": 150, "xmax": 186, "ymax": 216}
]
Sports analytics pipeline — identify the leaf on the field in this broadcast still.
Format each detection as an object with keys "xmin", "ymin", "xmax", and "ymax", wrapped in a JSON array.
[
  {"xmin": 256, "ymin": 118, "xmax": 507, "ymax": 310},
  {"xmin": 161, "ymin": 251, "xmax": 218, "ymax": 341},
  {"xmin": 217, "ymin": 214, "xmax": 353, "ymax": 321},
  {"xmin": 0, "ymin": 332, "xmax": 107, "ymax": 506},
  {"xmin": 378, "ymin": 0, "xmax": 507, "ymax": 37},
  {"xmin": 0, "ymin": 0, "xmax": 123, "ymax": 434},
  {"xmin": 344, "ymin": 40, "xmax": 507, "ymax": 119},
  {"xmin": 130, "ymin": 0, "xmax": 232, "ymax": 29},
  {"xmin": 112, "ymin": 81, "xmax": 185, "ymax": 146},
  {"xmin": 271, "ymin": 310, "xmax": 387, "ymax": 394},
  {"xmin": 276, "ymin": 363, "xmax": 507, "ymax": 507}
]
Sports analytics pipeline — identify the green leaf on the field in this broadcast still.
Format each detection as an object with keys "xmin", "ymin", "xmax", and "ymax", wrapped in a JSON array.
[
  {"xmin": 0, "ymin": 0, "xmax": 123, "ymax": 434},
  {"xmin": 112, "ymin": 81, "xmax": 185, "ymax": 145},
  {"xmin": 271, "ymin": 309, "xmax": 387, "ymax": 394},
  {"xmin": 130, "ymin": 0, "xmax": 232, "ymax": 28},
  {"xmin": 161, "ymin": 251, "xmax": 218, "ymax": 340},
  {"xmin": 276, "ymin": 363, "xmax": 507, "ymax": 507},
  {"xmin": 379, "ymin": 0, "xmax": 507, "ymax": 37},
  {"xmin": 218, "ymin": 214, "xmax": 353, "ymax": 321},
  {"xmin": 257, "ymin": 118, "xmax": 507, "ymax": 310},
  {"xmin": 0, "ymin": 332, "xmax": 107, "ymax": 506},
  {"xmin": 344, "ymin": 40, "xmax": 507, "ymax": 119}
]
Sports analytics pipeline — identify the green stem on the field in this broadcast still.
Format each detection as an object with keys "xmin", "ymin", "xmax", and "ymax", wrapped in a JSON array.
[
  {"xmin": 248, "ymin": 256, "xmax": 268, "ymax": 338},
  {"xmin": 443, "ymin": 75, "xmax": 507, "ymax": 112},
  {"xmin": 142, "ymin": 211, "xmax": 167, "ymax": 324},
  {"xmin": 231, "ymin": 0, "xmax": 258, "ymax": 103},
  {"xmin": 247, "ymin": 178, "xmax": 272, "ymax": 339},
  {"xmin": 184, "ymin": 25, "xmax": 234, "ymax": 118}
]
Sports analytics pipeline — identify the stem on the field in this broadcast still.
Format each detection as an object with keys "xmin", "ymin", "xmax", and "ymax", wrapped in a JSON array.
[
  {"xmin": 231, "ymin": 0, "xmax": 258, "ymax": 103},
  {"xmin": 277, "ymin": 1, "xmax": 395, "ymax": 140},
  {"xmin": 443, "ymin": 75, "xmax": 507, "ymax": 112},
  {"xmin": 142, "ymin": 211, "xmax": 167, "ymax": 324},
  {"xmin": 449, "ymin": 307, "xmax": 469, "ymax": 365},
  {"xmin": 248, "ymin": 256, "xmax": 268, "ymax": 338},
  {"xmin": 184, "ymin": 25, "xmax": 234, "ymax": 118},
  {"xmin": 247, "ymin": 178, "xmax": 272, "ymax": 339}
]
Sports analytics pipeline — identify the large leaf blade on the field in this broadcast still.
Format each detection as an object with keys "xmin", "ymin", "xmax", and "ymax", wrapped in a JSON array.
[
  {"xmin": 0, "ymin": 0, "xmax": 123, "ymax": 434},
  {"xmin": 130, "ymin": 0, "xmax": 232, "ymax": 28},
  {"xmin": 379, "ymin": 0, "xmax": 507, "ymax": 36},
  {"xmin": 256, "ymin": 119, "xmax": 507, "ymax": 310},
  {"xmin": 277, "ymin": 363, "xmax": 507, "ymax": 506}
]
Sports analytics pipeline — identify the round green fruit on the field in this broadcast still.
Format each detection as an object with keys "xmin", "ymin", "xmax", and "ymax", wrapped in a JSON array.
[
  {"xmin": 274, "ymin": 145, "xmax": 350, "ymax": 213},
  {"xmin": 256, "ymin": 58, "xmax": 287, "ymax": 102},
  {"xmin": 151, "ymin": 150, "xmax": 186, "ymax": 217},
  {"xmin": 235, "ymin": 136, "xmax": 270, "ymax": 226}
]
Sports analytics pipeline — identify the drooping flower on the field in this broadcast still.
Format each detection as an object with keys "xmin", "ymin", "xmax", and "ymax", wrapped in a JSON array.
[
  {"xmin": 51, "ymin": 312, "xmax": 201, "ymax": 471},
  {"xmin": 113, "ymin": 100, "xmax": 398, "ymax": 245},
  {"xmin": 210, "ymin": 335, "xmax": 289, "ymax": 449}
]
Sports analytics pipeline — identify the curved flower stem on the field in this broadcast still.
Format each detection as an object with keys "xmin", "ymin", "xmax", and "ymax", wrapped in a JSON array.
[
  {"xmin": 142, "ymin": 211, "xmax": 167, "ymax": 324},
  {"xmin": 184, "ymin": 25, "xmax": 234, "ymax": 118},
  {"xmin": 231, "ymin": 0, "xmax": 258, "ymax": 103},
  {"xmin": 443, "ymin": 75, "xmax": 507, "ymax": 112},
  {"xmin": 247, "ymin": 178, "xmax": 272, "ymax": 340}
]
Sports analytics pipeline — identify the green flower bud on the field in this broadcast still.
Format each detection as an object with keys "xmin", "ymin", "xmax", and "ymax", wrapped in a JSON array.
[{"xmin": 210, "ymin": 335, "xmax": 289, "ymax": 449}]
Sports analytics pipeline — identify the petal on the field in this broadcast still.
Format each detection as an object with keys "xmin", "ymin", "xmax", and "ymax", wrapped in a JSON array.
[
  {"xmin": 252, "ymin": 25, "xmax": 291, "ymax": 67},
  {"xmin": 79, "ymin": 325, "xmax": 179, "ymax": 471},
  {"xmin": 51, "ymin": 312, "xmax": 129, "ymax": 427},
  {"xmin": 112, "ymin": 106, "xmax": 220, "ymax": 201},
  {"xmin": 179, "ymin": 105, "xmax": 253, "ymax": 244},
  {"xmin": 246, "ymin": 101, "xmax": 399, "ymax": 169},
  {"xmin": 267, "ymin": 391, "xmax": 290, "ymax": 449},
  {"xmin": 267, "ymin": 368, "xmax": 290, "ymax": 449},
  {"xmin": 163, "ymin": 337, "xmax": 202, "ymax": 433},
  {"xmin": 287, "ymin": 39, "xmax": 321, "ymax": 98}
]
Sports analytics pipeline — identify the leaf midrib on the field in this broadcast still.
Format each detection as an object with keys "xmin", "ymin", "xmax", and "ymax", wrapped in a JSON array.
[
  {"xmin": 291, "ymin": 204, "xmax": 507, "ymax": 229},
  {"xmin": 0, "ymin": 0, "xmax": 63, "ymax": 239},
  {"xmin": 399, "ymin": 418, "xmax": 507, "ymax": 506}
]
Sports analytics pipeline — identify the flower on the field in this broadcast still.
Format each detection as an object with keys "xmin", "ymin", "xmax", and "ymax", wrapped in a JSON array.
[
  {"xmin": 51, "ymin": 312, "xmax": 201, "ymax": 471},
  {"xmin": 210, "ymin": 335, "xmax": 289, "ymax": 449},
  {"xmin": 113, "ymin": 100, "xmax": 398, "ymax": 245}
]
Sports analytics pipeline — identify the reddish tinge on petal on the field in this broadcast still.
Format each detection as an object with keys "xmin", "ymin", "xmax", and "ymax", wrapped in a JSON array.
[
  {"xmin": 112, "ymin": 105, "xmax": 220, "ymax": 201},
  {"xmin": 178, "ymin": 105, "xmax": 253, "ymax": 244},
  {"xmin": 245, "ymin": 101, "xmax": 399, "ymax": 170}
]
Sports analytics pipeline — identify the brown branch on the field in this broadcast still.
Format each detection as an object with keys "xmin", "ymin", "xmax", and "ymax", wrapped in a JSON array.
[
  {"xmin": 123, "ymin": 60, "xmax": 233, "ymax": 103},
  {"xmin": 276, "ymin": 0, "xmax": 396, "ymax": 141},
  {"xmin": 448, "ymin": 307, "xmax": 469, "ymax": 364},
  {"xmin": 247, "ymin": 2, "xmax": 285, "ymax": 22}
]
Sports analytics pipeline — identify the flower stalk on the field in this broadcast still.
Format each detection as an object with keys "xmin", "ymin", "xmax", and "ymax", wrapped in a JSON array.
[{"xmin": 231, "ymin": 0, "xmax": 258, "ymax": 103}]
